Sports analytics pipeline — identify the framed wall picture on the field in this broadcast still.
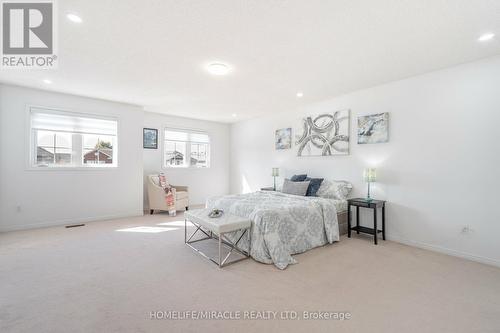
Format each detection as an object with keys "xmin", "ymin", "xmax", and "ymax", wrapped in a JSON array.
[
  {"xmin": 357, "ymin": 112, "xmax": 389, "ymax": 144},
  {"xmin": 275, "ymin": 128, "xmax": 292, "ymax": 150},
  {"xmin": 143, "ymin": 128, "xmax": 158, "ymax": 149},
  {"xmin": 295, "ymin": 109, "xmax": 350, "ymax": 156}
]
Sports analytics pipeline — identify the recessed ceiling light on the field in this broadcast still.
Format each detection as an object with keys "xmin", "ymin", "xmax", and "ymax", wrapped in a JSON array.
[
  {"xmin": 231, "ymin": 113, "xmax": 237, "ymax": 117},
  {"xmin": 206, "ymin": 62, "xmax": 230, "ymax": 76},
  {"xmin": 296, "ymin": 92, "xmax": 304, "ymax": 98},
  {"xmin": 43, "ymin": 79, "xmax": 52, "ymax": 84},
  {"xmin": 478, "ymin": 33, "xmax": 495, "ymax": 42},
  {"xmin": 67, "ymin": 13, "xmax": 82, "ymax": 23}
]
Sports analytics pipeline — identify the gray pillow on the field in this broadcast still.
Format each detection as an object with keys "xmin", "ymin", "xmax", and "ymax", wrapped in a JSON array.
[
  {"xmin": 282, "ymin": 179, "xmax": 310, "ymax": 196},
  {"xmin": 290, "ymin": 174, "xmax": 308, "ymax": 182}
]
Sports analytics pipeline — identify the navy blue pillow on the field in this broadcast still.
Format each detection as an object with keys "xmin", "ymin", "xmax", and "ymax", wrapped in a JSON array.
[
  {"xmin": 305, "ymin": 177, "xmax": 324, "ymax": 196},
  {"xmin": 290, "ymin": 174, "xmax": 308, "ymax": 182}
]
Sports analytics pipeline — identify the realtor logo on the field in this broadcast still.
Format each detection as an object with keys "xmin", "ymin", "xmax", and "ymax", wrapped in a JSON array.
[{"xmin": 1, "ymin": 0, "xmax": 57, "ymax": 68}]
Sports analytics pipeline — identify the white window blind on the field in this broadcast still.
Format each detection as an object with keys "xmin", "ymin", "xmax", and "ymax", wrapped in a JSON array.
[
  {"xmin": 164, "ymin": 129, "xmax": 209, "ymax": 143},
  {"xmin": 31, "ymin": 108, "xmax": 117, "ymax": 136}
]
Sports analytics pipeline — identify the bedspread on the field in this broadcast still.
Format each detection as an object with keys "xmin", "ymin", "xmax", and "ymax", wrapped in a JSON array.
[{"xmin": 206, "ymin": 191, "xmax": 339, "ymax": 269}]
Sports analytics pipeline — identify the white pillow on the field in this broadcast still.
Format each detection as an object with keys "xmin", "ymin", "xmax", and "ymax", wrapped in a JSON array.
[
  {"xmin": 316, "ymin": 180, "xmax": 352, "ymax": 199},
  {"xmin": 282, "ymin": 179, "xmax": 310, "ymax": 196}
]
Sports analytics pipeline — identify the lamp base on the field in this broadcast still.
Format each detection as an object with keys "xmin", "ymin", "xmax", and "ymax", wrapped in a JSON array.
[{"xmin": 366, "ymin": 182, "xmax": 373, "ymax": 202}]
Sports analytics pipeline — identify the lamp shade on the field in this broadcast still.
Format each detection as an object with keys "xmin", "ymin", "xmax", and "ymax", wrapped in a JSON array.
[
  {"xmin": 272, "ymin": 168, "xmax": 280, "ymax": 177},
  {"xmin": 363, "ymin": 168, "xmax": 377, "ymax": 182}
]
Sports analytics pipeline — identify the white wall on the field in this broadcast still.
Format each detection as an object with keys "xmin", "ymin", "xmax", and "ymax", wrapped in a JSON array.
[
  {"xmin": 0, "ymin": 85, "xmax": 144, "ymax": 231},
  {"xmin": 230, "ymin": 56, "xmax": 500, "ymax": 266},
  {"xmin": 143, "ymin": 111, "xmax": 230, "ymax": 207}
]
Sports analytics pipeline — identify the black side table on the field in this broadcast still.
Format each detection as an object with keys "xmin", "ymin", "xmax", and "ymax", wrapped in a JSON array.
[{"xmin": 347, "ymin": 198, "xmax": 386, "ymax": 245}]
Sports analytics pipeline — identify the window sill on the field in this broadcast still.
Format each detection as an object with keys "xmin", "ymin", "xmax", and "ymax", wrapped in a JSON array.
[
  {"xmin": 26, "ymin": 165, "xmax": 118, "ymax": 171},
  {"xmin": 162, "ymin": 166, "xmax": 210, "ymax": 170}
]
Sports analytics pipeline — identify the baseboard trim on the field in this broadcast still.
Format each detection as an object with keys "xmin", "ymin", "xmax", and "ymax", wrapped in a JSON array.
[
  {"xmin": 0, "ymin": 210, "xmax": 144, "ymax": 232},
  {"xmin": 143, "ymin": 203, "xmax": 205, "ymax": 211},
  {"xmin": 387, "ymin": 234, "xmax": 500, "ymax": 268}
]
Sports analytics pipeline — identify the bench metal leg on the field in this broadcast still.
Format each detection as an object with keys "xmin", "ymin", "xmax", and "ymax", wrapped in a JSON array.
[
  {"xmin": 218, "ymin": 233, "xmax": 222, "ymax": 268},
  {"xmin": 185, "ymin": 219, "xmax": 250, "ymax": 268},
  {"xmin": 218, "ymin": 230, "xmax": 249, "ymax": 267}
]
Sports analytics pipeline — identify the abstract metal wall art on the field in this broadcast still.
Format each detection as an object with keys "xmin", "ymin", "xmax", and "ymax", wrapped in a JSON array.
[{"xmin": 295, "ymin": 109, "xmax": 350, "ymax": 156}]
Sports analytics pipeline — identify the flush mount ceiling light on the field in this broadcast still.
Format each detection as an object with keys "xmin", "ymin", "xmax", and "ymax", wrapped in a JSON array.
[
  {"xmin": 43, "ymin": 79, "xmax": 52, "ymax": 84},
  {"xmin": 206, "ymin": 62, "xmax": 231, "ymax": 76},
  {"xmin": 67, "ymin": 13, "xmax": 83, "ymax": 23},
  {"xmin": 296, "ymin": 91, "xmax": 304, "ymax": 98},
  {"xmin": 231, "ymin": 113, "xmax": 237, "ymax": 117},
  {"xmin": 478, "ymin": 33, "xmax": 495, "ymax": 42}
]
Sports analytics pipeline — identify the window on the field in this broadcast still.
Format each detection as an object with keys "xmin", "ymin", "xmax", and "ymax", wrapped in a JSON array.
[
  {"xmin": 83, "ymin": 134, "xmax": 115, "ymax": 165},
  {"xmin": 30, "ymin": 107, "xmax": 118, "ymax": 168},
  {"xmin": 164, "ymin": 129, "xmax": 210, "ymax": 168},
  {"xmin": 36, "ymin": 130, "xmax": 73, "ymax": 165}
]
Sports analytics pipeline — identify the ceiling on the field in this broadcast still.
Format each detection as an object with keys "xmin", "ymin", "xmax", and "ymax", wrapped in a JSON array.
[{"xmin": 1, "ymin": 0, "xmax": 500, "ymax": 123}]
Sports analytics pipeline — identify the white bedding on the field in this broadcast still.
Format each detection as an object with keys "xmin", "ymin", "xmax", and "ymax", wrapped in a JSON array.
[
  {"xmin": 206, "ymin": 191, "xmax": 341, "ymax": 269},
  {"xmin": 332, "ymin": 198, "xmax": 348, "ymax": 213}
]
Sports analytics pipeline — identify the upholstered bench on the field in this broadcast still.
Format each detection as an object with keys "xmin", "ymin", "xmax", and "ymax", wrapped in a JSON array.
[{"xmin": 184, "ymin": 209, "xmax": 251, "ymax": 268}]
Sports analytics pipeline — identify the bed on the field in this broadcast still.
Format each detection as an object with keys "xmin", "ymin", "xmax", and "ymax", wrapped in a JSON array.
[{"xmin": 206, "ymin": 190, "xmax": 348, "ymax": 269}]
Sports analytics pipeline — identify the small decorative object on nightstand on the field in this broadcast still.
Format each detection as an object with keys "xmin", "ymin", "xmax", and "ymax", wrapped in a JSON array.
[
  {"xmin": 363, "ymin": 168, "xmax": 376, "ymax": 201},
  {"xmin": 260, "ymin": 187, "xmax": 275, "ymax": 191},
  {"xmin": 271, "ymin": 168, "xmax": 280, "ymax": 190},
  {"xmin": 347, "ymin": 198, "xmax": 386, "ymax": 245}
]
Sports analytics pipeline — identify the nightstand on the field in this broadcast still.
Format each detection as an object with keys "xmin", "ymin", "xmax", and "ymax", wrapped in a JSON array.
[
  {"xmin": 260, "ymin": 187, "xmax": 275, "ymax": 191},
  {"xmin": 347, "ymin": 198, "xmax": 386, "ymax": 244}
]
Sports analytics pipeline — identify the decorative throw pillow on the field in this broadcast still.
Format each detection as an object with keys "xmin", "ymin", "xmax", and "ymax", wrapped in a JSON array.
[
  {"xmin": 282, "ymin": 179, "xmax": 310, "ymax": 196},
  {"xmin": 290, "ymin": 174, "xmax": 308, "ymax": 182},
  {"xmin": 158, "ymin": 173, "xmax": 168, "ymax": 187},
  {"xmin": 305, "ymin": 177, "xmax": 324, "ymax": 196},
  {"xmin": 316, "ymin": 180, "xmax": 353, "ymax": 199}
]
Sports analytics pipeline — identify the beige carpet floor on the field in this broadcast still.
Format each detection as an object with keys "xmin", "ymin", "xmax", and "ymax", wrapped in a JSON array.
[{"xmin": 1, "ymin": 212, "xmax": 500, "ymax": 333}]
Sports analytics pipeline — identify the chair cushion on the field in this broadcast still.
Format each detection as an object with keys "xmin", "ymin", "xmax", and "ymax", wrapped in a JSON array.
[{"xmin": 176, "ymin": 191, "xmax": 188, "ymax": 200}]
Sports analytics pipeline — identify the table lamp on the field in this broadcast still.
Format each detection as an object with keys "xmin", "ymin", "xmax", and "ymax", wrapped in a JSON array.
[
  {"xmin": 272, "ymin": 168, "xmax": 280, "ymax": 190},
  {"xmin": 363, "ymin": 168, "xmax": 377, "ymax": 201}
]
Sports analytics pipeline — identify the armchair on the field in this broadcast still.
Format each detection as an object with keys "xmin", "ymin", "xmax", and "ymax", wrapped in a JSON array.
[{"xmin": 147, "ymin": 175, "xmax": 189, "ymax": 214}]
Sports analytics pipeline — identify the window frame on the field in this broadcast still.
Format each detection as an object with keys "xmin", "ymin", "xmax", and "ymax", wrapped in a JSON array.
[
  {"xmin": 26, "ymin": 105, "xmax": 119, "ymax": 171},
  {"xmin": 33, "ymin": 130, "xmax": 74, "ymax": 166},
  {"xmin": 163, "ymin": 127, "xmax": 211, "ymax": 169}
]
